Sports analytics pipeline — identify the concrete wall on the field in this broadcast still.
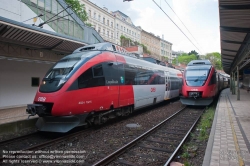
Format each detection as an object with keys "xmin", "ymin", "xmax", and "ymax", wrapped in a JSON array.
[{"xmin": 0, "ymin": 59, "xmax": 53, "ymax": 109}]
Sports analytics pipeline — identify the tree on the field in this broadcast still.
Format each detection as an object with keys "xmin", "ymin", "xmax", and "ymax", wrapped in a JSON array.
[
  {"xmin": 172, "ymin": 53, "xmax": 198, "ymax": 65},
  {"xmin": 205, "ymin": 52, "xmax": 222, "ymax": 70},
  {"xmin": 188, "ymin": 50, "xmax": 198, "ymax": 56},
  {"xmin": 65, "ymin": 0, "xmax": 88, "ymax": 23}
]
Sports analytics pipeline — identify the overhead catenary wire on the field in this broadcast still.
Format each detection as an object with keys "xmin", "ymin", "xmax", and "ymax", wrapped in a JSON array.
[
  {"xmin": 152, "ymin": 0, "xmax": 202, "ymax": 55},
  {"xmin": 163, "ymin": 0, "xmax": 204, "ymax": 54}
]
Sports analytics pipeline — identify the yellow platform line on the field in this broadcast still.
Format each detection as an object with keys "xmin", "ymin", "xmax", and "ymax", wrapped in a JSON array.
[{"xmin": 225, "ymin": 95, "xmax": 244, "ymax": 166}]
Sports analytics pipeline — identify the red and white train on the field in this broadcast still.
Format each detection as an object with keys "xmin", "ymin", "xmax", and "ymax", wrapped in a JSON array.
[
  {"xmin": 180, "ymin": 60, "xmax": 229, "ymax": 106},
  {"xmin": 26, "ymin": 42, "xmax": 182, "ymax": 132}
]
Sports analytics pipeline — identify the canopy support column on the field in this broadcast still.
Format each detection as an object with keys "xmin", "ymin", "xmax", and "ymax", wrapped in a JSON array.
[{"xmin": 237, "ymin": 66, "xmax": 240, "ymax": 100}]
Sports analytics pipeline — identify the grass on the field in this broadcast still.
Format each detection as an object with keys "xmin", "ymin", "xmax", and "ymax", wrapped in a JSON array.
[
  {"xmin": 180, "ymin": 104, "xmax": 216, "ymax": 164},
  {"xmin": 197, "ymin": 106, "xmax": 215, "ymax": 141}
]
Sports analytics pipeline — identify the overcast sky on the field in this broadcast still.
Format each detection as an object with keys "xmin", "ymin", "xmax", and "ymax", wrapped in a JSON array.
[{"xmin": 88, "ymin": 0, "xmax": 220, "ymax": 55}]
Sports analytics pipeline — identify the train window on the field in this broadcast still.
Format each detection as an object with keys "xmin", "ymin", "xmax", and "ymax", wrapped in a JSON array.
[
  {"xmin": 185, "ymin": 69, "xmax": 209, "ymax": 86},
  {"xmin": 124, "ymin": 64, "xmax": 137, "ymax": 85},
  {"xmin": 78, "ymin": 66, "xmax": 105, "ymax": 89},
  {"xmin": 112, "ymin": 45, "xmax": 116, "ymax": 51},
  {"xmin": 78, "ymin": 68, "xmax": 93, "ymax": 88},
  {"xmin": 103, "ymin": 62, "xmax": 124, "ymax": 85},
  {"xmin": 209, "ymin": 71, "xmax": 217, "ymax": 85},
  {"xmin": 93, "ymin": 64, "xmax": 103, "ymax": 77}
]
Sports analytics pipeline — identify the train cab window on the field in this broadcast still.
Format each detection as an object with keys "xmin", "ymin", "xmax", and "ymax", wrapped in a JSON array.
[{"xmin": 185, "ymin": 69, "xmax": 209, "ymax": 86}]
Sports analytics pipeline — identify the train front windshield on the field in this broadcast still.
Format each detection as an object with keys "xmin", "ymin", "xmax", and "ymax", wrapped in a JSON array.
[
  {"xmin": 185, "ymin": 69, "xmax": 209, "ymax": 86},
  {"xmin": 39, "ymin": 51, "xmax": 100, "ymax": 93}
]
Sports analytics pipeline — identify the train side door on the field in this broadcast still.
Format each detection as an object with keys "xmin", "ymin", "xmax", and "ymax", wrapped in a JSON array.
[
  {"xmin": 100, "ymin": 61, "xmax": 121, "ymax": 111},
  {"xmin": 165, "ymin": 71, "xmax": 171, "ymax": 99}
]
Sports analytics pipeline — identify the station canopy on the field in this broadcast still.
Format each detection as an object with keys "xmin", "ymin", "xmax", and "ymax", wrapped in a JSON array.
[
  {"xmin": 219, "ymin": 0, "xmax": 250, "ymax": 74},
  {"xmin": 0, "ymin": 16, "xmax": 89, "ymax": 54}
]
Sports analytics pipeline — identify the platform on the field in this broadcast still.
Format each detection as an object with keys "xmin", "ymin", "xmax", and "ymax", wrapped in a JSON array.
[
  {"xmin": 0, "ymin": 106, "xmax": 37, "ymax": 125},
  {"xmin": 203, "ymin": 88, "xmax": 250, "ymax": 166}
]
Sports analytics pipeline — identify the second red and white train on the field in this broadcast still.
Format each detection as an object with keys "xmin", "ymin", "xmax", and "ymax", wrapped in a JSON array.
[
  {"xmin": 180, "ymin": 60, "xmax": 229, "ymax": 106},
  {"xmin": 27, "ymin": 42, "xmax": 182, "ymax": 132}
]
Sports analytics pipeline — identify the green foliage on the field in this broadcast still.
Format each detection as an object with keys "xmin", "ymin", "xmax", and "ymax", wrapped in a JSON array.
[
  {"xmin": 173, "ymin": 53, "xmax": 198, "ymax": 65},
  {"xmin": 164, "ymin": 56, "xmax": 169, "ymax": 62},
  {"xmin": 184, "ymin": 161, "xmax": 191, "ymax": 166},
  {"xmin": 198, "ymin": 106, "xmax": 215, "ymax": 141},
  {"xmin": 120, "ymin": 35, "xmax": 151, "ymax": 54},
  {"xmin": 65, "ymin": 0, "xmax": 88, "ymax": 23},
  {"xmin": 188, "ymin": 50, "xmax": 198, "ymax": 56},
  {"xmin": 140, "ymin": 44, "xmax": 151, "ymax": 54},
  {"xmin": 181, "ymin": 151, "xmax": 189, "ymax": 159},
  {"xmin": 120, "ymin": 35, "xmax": 132, "ymax": 47},
  {"xmin": 205, "ymin": 52, "xmax": 222, "ymax": 70}
]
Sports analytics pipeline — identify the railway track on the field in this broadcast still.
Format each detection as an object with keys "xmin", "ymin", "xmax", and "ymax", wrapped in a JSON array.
[
  {"xmin": 93, "ymin": 106, "xmax": 204, "ymax": 166},
  {"xmin": 0, "ymin": 99, "xmax": 183, "ymax": 165},
  {"xmin": 0, "ymin": 128, "xmax": 92, "ymax": 163}
]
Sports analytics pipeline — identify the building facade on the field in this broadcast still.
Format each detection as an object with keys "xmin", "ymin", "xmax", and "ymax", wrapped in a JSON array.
[
  {"xmin": 112, "ymin": 11, "xmax": 141, "ymax": 45},
  {"xmin": 160, "ymin": 38, "xmax": 172, "ymax": 62},
  {"xmin": 141, "ymin": 30, "xmax": 161, "ymax": 60},
  {"xmin": 81, "ymin": 0, "xmax": 141, "ymax": 45},
  {"xmin": 82, "ymin": 0, "xmax": 115, "ymax": 43}
]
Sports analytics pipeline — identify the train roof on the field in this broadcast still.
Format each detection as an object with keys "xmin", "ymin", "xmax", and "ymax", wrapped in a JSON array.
[
  {"xmin": 74, "ymin": 42, "xmax": 182, "ymax": 74},
  {"xmin": 187, "ymin": 60, "xmax": 212, "ymax": 66}
]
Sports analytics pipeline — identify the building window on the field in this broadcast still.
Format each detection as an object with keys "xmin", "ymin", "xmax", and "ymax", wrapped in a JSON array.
[
  {"xmin": 103, "ymin": 17, "xmax": 105, "ymax": 24},
  {"xmin": 107, "ymin": 20, "xmax": 109, "ymax": 26},
  {"xmin": 117, "ymin": 24, "xmax": 119, "ymax": 28},
  {"xmin": 98, "ymin": 15, "xmax": 101, "ymax": 21},
  {"xmin": 88, "ymin": 10, "xmax": 91, "ymax": 17},
  {"xmin": 124, "ymin": 27, "xmax": 125, "ymax": 31},
  {"xmin": 117, "ymin": 32, "xmax": 119, "ymax": 38},
  {"xmin": 121, "ymin": 26, "xmax": 123, "ymax": 30},
  {"xmin": 111, "ymin": 22, "xmax": 113, "ymax": 27},
  {"xmin": 103, "ymin": 29, "xmax": 105, "ymax": 35},
  {"xmin": 111, "ymin": 33, "xmax": 113, "ymax": 39},
  {"xmin": 31, "ymin": 77, "xmax": 40, "ymax": 87},
  {"xmin": 94, "ymin": 12, "xmax": 96, "ymax": 19},
  {"xmin": 98, "ymin": 27, "xmax": 101, "ymax": 33},
  {"xmin": 107, "ymin": 31, "xmax": 109, "ymax": 37}
]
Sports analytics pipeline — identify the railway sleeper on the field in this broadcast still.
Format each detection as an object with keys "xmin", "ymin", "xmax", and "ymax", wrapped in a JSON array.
[
  {"xmin": 116, "ymin": 159, "xmax": 139, "ymax": 166},
  {"xmin": 138, "ymin": 144, "xmax": 173, "ymax": 153},
  {"xmin": 145, "ymin": 138, "xmax": 179, "ymax": 146},
  {"xmin": 153, "ymin": 134, "xmax": 183, "ymax": 141},
  {"xmin": 157, "ymin": 131, "xmax": 185, "ymax": 135},
  {"xmin": 123, "ymin": 152, "xmax": 164, "ymax": 162}
]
